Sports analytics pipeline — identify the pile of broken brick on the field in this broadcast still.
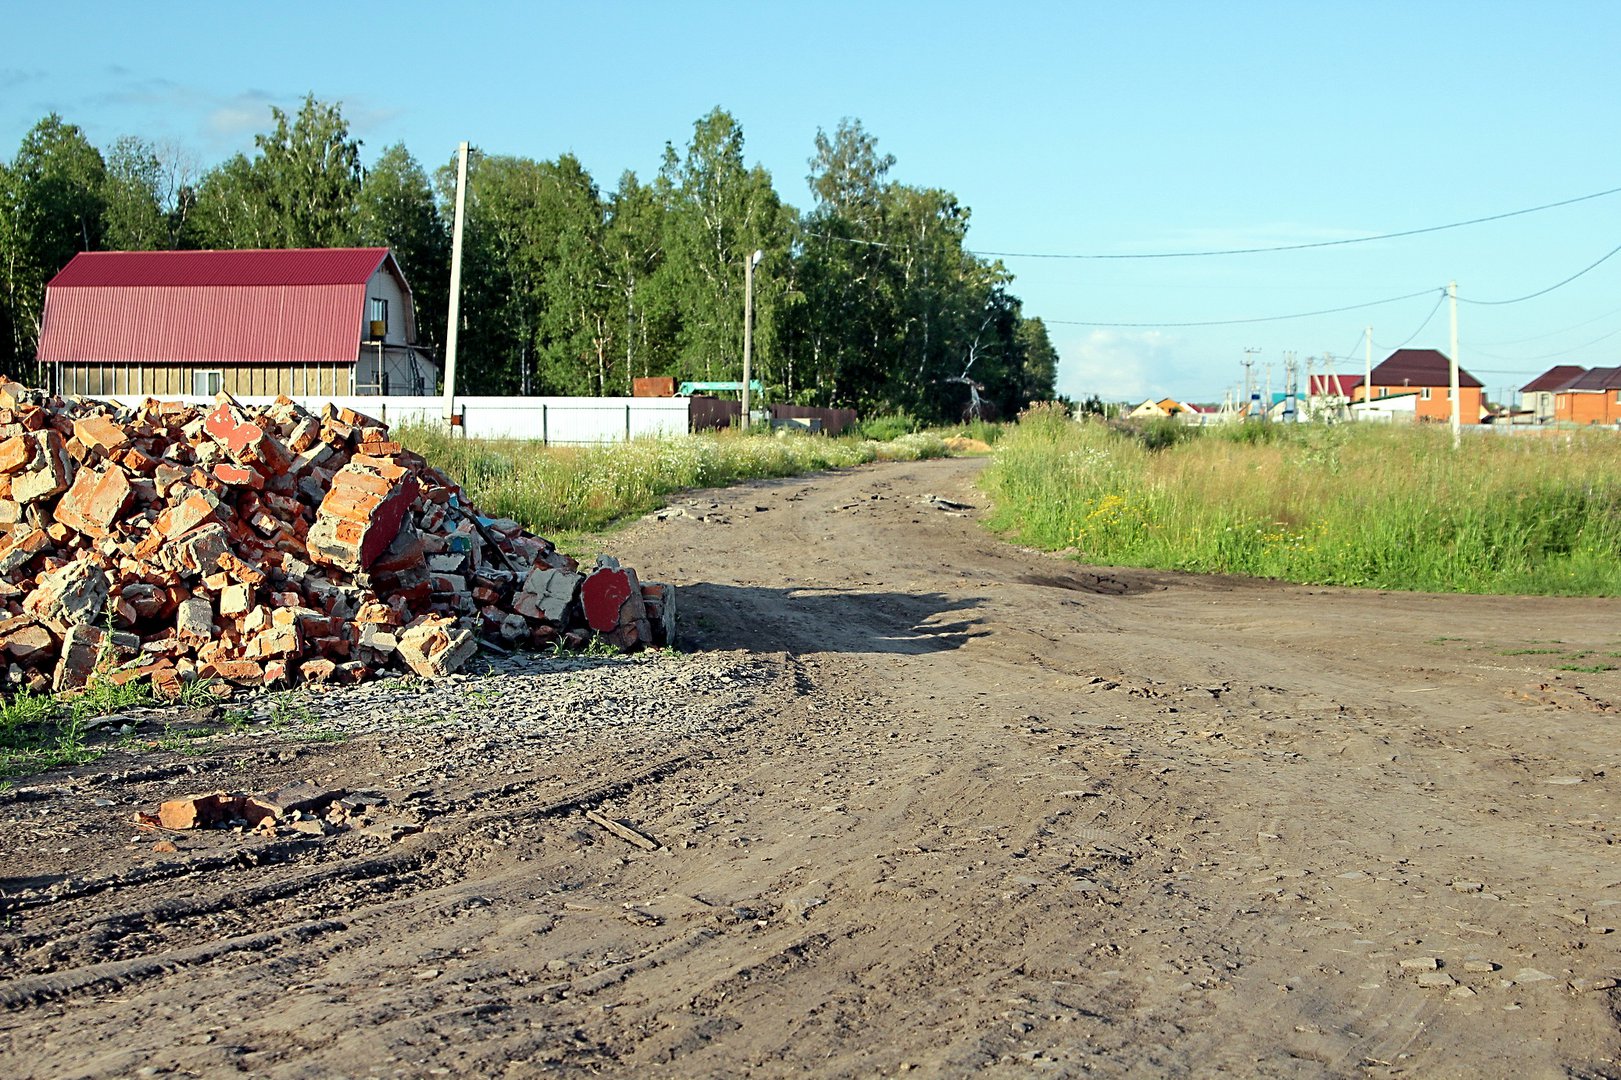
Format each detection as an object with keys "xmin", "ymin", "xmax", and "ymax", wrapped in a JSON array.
[{"xmin": 0, "ymin": 384, "xmax": 673, "ymax": 697}]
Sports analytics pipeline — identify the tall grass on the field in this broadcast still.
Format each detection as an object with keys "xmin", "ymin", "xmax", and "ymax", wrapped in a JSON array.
[
  {"xmin": 399, "ymin": 426, "xmax": 947, "ymax": 534},
  {"xmin": 983, "ymin": 405, "xmax": 1621, "ymax": 595}
]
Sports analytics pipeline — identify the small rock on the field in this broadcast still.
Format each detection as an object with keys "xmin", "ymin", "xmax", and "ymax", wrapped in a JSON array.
[
  {"xmin": 1464, "ymin": 960, "xmax": 1498, "ymax": 974},
  {"xmin": 1513, "ymin": 968, "xmax": 1556, "ymax": 983},
  {"xmin": 1417, "ymin": 972, "xmax": 1457, "ymax": 989},
  {"xmin": 1399, "ymin": 957, "xmax": 1441, "ymax": 971},
  {"xmin": 1569, "ymin": 976, "xmax": 1618, "ymax": 993},
  {"xmin": 1451, "ymin": 881, "xmax": 1484, "ymax": 893}
]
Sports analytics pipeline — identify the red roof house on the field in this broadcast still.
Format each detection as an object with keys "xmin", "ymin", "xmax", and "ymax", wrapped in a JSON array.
[
  {"xmin": 38, "ymin": 248, "xmax": 437, "ymax": 399},
  {"xmin": 1365, "ymin": 349, "xmax": 1484, "ymax": 424},
  {"xmin": 1519, "ymin": 364, "xmax": 1585, "ymax": 423},
  {"xmin": 1553, "ymin": 366, "xmax": 1621, "ymax": 425}
]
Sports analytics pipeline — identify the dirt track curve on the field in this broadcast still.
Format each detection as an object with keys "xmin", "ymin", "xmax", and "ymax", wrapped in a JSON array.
[{"xmin": 5, "ymin": 454, "xmax": 1621, "ymax": 1078}]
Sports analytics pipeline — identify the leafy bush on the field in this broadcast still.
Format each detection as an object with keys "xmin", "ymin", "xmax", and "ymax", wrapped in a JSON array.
[{"xmin": 859, "ymin": 413, "xmax": 919, "ymax": 442}]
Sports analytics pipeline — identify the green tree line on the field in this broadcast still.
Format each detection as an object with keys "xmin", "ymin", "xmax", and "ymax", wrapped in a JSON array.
[{"xmin": 0, "ymin": 97, "xmax": 1058, "ymax": 421}]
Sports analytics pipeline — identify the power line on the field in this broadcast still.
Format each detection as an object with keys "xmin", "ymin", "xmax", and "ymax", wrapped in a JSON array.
[
  {"xmin": 1471, "ymin": 302, "xmax": 1621, "ymax": 346},
  {"xmin": 970, "ymin": 183, "xmax": 1621, "ymax": 260},
  {"xmin": 1458, "ymin": 238, "xmax": 1621, "ymax": 306},
  {"xmin": 1465, "ymin": 323, "xmax": 1621, "ymax": 364},
  {"xmin": 802, "ymin": 182, "xmax": 1621, "ymax": 262},
  {"xmin": 1373, "ymin": 290, "xmax": 1449, "ymax": 352},
  {"xmin": 1046, "ymin": 287, "xmax": 1440, "ymax": 328}
]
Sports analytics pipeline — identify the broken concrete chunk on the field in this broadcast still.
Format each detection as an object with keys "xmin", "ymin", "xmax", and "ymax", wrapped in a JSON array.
[
  {"xmin": 26, "ymin": 559, "xmax": 109, "ymax": 635},
  {"xmin": 397, "ymin": 615, "xmax": 478, "ymax": 678},
  {"xmin": 12, "ymin": 430, "xmax": 74, "ymax": 503}
]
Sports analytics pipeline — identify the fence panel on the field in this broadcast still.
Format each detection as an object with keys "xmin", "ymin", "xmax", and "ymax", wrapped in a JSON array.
[{"xmin": 101, "ymin": 394, "xmax": 693, "ymax": 445}]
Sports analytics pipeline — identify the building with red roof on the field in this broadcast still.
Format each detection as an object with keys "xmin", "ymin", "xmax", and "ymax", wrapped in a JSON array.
[
  {"xmin": 38, "ymin": 248, "xmax": 437, "ymax": 399},
  {"xmin": 1360, "ymin": 349, "xmax": 1484, "ymax": 424},
  {"xmin": 1553, "ymin": 366, "xmax": 1621, "ymax": 426},
  {"xmin": 1518, "ymin": 364, "xmax": 1585, "ymax": 424},
  {"xmin": 1307, "ymin": 372, "xmax": 1363, "ymax": 399}
]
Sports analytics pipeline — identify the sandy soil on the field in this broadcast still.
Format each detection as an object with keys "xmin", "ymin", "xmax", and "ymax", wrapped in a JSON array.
[{"xmin": 4, "ymin": 454, "xmax": 1621, "ymax": 1078}]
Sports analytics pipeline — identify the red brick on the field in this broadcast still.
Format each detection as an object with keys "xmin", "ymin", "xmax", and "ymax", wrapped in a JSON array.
[
  {"xmin": 72, "ymin": 414, "xmax": 131, "ymax": 456},
  {"xmin": 213, "ymin": 462, "xmax": 264, "ymax": 488},
  {"xmin": 0, "ymin": 435, "xmax": 32, "ymax": 474},
  {"xmin": 54, "ymin": 465, "xmax": 134, "ymax": 540}
]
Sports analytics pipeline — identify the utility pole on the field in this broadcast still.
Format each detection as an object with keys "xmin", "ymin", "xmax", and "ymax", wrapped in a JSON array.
[
  {"xmin": 741, "ymin": 249, "xmax": 763, "ymax": 430},
  {"xmin": 443, "ymin": 141, "xmax": 470, "ymax": 427},
  {"xmin": 1283, "ymin": 351, "xmax": 1298, "ymax": 422},
  {"xmin": 1448, "ymin": 281, "xmax": 1461, "ymax": 448},
  {"xmin": 1363, "ymin": 325, "xmax": 1373, "ymax": 422},
  {"xmin": 1265, "ymin": 363, "xmax": 1273, "ymax": 421},
  {"xmin": 1242, "ymin": 348, "xmax": 1259, "ymax": 419}
]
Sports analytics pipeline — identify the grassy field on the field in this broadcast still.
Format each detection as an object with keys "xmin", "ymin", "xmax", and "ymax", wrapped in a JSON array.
[
  {"xmin": 982, "ymin": 406, "xmax": 1621, "ymax": 596},
  {"xmin": 399, "ymin": 425, "xmax": 949, "ymax": 536}
]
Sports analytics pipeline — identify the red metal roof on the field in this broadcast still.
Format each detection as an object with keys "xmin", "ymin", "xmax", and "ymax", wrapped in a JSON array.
[
  {"xmin": 1369, "ymin": 348, "xmax": 1483, "ymax": 389},
  {"xmin": 1521, "ymin": 364, "xmax": 1585, "ymax": 393},
  {"xmin": 1562, "ymin": 365, "xmax": 1621, "ymax": 391},
  {"xmin": 38, "ymin": 249, "xmax": 400, "ymax": 365},
  {"xmin": 48, "ymin": 248, "xmax": 390, "ymax": 288},
  {"xmin": 1307, "ymin": 373, "xmax": 1363, "ymax": 395}
]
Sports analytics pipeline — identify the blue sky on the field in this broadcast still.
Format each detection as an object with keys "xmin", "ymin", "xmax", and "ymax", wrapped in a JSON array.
[{"xmin": 5, "ymin": 1, "xmax": 1618, "ymax": 404}]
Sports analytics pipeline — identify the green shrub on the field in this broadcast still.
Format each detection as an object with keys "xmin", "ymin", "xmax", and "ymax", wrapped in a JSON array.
[{"xmin": 859, "ymin": 413, "xmax": 919, "ymax": 442}]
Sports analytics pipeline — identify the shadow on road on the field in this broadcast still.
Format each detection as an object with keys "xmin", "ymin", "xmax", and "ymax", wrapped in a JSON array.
[{"xmin": 676, "ymin": 583, "xmax": 987, "ymax": 655}]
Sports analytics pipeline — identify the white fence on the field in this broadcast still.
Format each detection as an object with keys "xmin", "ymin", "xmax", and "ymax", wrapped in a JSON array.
[{"xmin": 102, "ymin": 394, "xmax": 693, "ymax": 445}]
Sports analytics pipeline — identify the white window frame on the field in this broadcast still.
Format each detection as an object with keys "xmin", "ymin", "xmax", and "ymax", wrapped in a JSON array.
[
  {"xmin": 1421, "ymin": 387, "xmax": 1432, "ymax": 400},
  {"xmin": 192, "ymin": 369, "xmax": 224, "ymax": 397}
]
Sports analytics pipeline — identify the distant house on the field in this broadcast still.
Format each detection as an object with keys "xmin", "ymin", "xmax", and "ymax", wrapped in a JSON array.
[
  {"xmin": 1128, "ymin": 397, "xmax": 1189, "ymax": 419},
  {"xmin": 1520, "ymin": 365, "xmax": 1585, "ymax": 424},
  {"xmin": 1350, "ymin": 390, "xmax": 1420, "ymax": 422},
  {"xmin": 1359, "ymin": 349, "xmax": 1484, "ymax": 424},
  {"xmin": 1553, "ymin": 366, "xmax": 1621, "ymax": 425},
  {"xmin": 38, "ymin": 248, "xmax": 438, "ymax": 399}
]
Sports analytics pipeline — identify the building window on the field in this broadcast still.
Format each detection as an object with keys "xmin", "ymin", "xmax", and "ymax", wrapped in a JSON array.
[
  {"xmin": 1422, "ymin": 388, "xmax": 1432, "ymax": 400},
  {"xmin": 368, "ymin": 297, "xmax": 388, "ymax": 338},
  {"xmin": 192, "ymin": 369, "xmax": 223, "ymax": 397}
]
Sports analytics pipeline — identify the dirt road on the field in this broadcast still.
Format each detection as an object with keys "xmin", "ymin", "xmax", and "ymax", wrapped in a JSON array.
[{"xmin": 5, "ymin": 455, "xmax": 1621, "ymax": 1077}]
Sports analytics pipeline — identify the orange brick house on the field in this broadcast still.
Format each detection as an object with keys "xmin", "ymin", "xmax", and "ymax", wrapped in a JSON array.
[
  {"xmin": 1355, "ymin": 349, "xmax": 1484, "ymax": 424},
  {"xmin": 1520, "ymin": 364, "xmax": 1584, "ymax": 424},
  {"xmin": 1552, "ymin": 366, "xmax": 1621, "ymax": 425}
]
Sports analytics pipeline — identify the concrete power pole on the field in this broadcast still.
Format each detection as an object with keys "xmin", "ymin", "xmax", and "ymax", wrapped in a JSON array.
[
  {"xmin": 1448, "ymin": 281, "xmax": 1461, "ymax": 448},
  {"xmin": 1242, "ymin": 348, "xmax": 1259, "ymax": 419},
  {"xmin": 443, "ymin": 141, "xmax": 470, "ymax": 426},
  {"xmin": 1281, "ymin": 352, "xmax": 1297, "ymax": 422}
]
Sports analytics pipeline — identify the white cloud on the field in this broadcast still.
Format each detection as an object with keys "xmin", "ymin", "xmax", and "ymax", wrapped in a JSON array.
[
  {"xmin": 1057, "ymin": 329, "xmax": 1182, "ymax": 403},
  {"xmin": 206, "ymin": 91, "xmax": 280, "ymax": 143}
]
